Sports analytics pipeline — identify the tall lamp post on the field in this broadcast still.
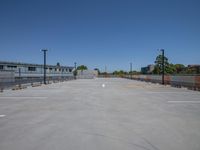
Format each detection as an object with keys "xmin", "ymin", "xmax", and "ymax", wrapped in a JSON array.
[
  {"xmin": 105, "ymin": 65, "xmax": 107, "ymax": 78},
  {"xmin": 160, "ymin": 49, "xmax": 165, "ymax": 85},
  {"xmin": 74, "ymin": 62, "xmax": 77, "ymax": 79},
  {"xmin": 130, "ymin": 62, "xmax": 132, "ymax": 79},
  {"xmin": 42, "ymin": 49, "xmax": 48, "ymax": 84},
  {"xmin": 74, "ymin": 62, "xmax": 77, "ymax": 70},
  {"xmin": 18, "ymin": 68, "xmax": 21, "ymax": 87}
]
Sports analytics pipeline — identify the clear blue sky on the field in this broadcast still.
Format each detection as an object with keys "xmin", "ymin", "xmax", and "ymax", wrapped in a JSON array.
[{"xmin": 0, "ymin": 0, "xmax": 200, "ymax": 72}]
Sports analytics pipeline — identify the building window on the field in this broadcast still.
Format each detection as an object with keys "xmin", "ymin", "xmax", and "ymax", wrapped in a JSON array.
[
  {"xmin": 7, "ymin": 65, "xmax": 17, "ymax": 69},
  {"xmin": 0, "ymin": 65, "xmax": 3, "ymax": 70},
  {"xmin": 28, "ymin": 67, "xmax": 36, "ymax": 71},
  {"xmin": 69, "ymin": 69, "xmax": 72, "ymax": 72}
]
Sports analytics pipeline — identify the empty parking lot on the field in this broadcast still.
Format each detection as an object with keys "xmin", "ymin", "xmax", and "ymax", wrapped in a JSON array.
[{"xmin": 0, "ymin": 78, "xmax": 200, "ymax": 150}]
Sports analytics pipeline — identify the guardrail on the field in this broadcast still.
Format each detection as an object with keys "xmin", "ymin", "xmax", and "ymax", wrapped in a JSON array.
[
  {"xmin": 123, "ymin": 75, "xmax": 200, "ymax": 91},
  {"xmin": 98, "ymin": 75, "xmax": 121, "ymax": 78},
  {"xmin": 0, "ymin": 76, "xmax": 75, "ymax": 92}
]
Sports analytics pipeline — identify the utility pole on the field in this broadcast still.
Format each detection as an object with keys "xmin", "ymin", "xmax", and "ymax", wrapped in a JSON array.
[
  {"xmin": 18, "ymin": 68, "xmax": 21, "ymax": 78},
  {"xmin": 18, "ymin": 68, "xmax": 21, "ymax": 87},
  {"xmin": 42, "ymin": 49, "xmax": 48, "ymax": 84},
  {"xmin": 74, "ymin": 62, "xmax": 77, "ymax": 79},
  {"xmin": 105, "ymin": 65, "xmax": 107, "ymax": 78},
  {"xmin": 161, "ymin": 49, "xmax": 165, "ymax": 85},
  {"xmin": 74, "ymin": 62, "xmax": 77, "ymax": 70},
  {"xmin": 130, "ymin": 62, "xmax": 132, "ymax": 79}
]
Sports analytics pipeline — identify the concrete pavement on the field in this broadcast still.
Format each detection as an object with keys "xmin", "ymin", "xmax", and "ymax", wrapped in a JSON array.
[{"xmin": 0, "ymin": 78, "xmax": 200, "ymax": 150}]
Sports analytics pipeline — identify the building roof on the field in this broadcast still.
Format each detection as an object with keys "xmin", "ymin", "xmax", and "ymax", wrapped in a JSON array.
[
  {"xmin": 188, "ymin": 64, "xmax": 200, "ymax": 67},
  {"xmin": 0, "ymin": 61, "xmax": 74, "ymax": 69}
]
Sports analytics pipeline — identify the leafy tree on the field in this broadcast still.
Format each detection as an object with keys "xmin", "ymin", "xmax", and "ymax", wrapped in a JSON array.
[
  {"xmin": 153, "ymin": 54, "xmax": 200, "ymax": 75},
  {"xmin": 153, "ymin": 55, "xmax": 188, "ymax": 74},
  {"xmin": 129, "ymin": 70, "xmax": 140, "ymax": 75},
  {"xmin": 112, "ymin": 71, "xmax": 117, "ymax": 75},
  {"xmin": 186, "ymin": 66, "xmax": 200, "ymax": 74},
  {"xmin": 166, "ymin": 63, "xmax": 176, "ymax": 74},
  {"xmin": 154, "ymin": 54, "xmax": 169, "ymax": 73},
  {"xmin": 77, "ymin": 65, "xmax": 88, "ymax": 70},
  {"xmin": 113, "ymin": 70, "xmax": 128, "ymax": 77},
  {"xmin": 174, "ymin": 64, "xmax": 185, "ymax": 74},
  {"xmin": 153, "ymin": 54, "xmax": 176, "ymax": 74},
  {"xmin": 153, "ymin": 65, "xmax": 160, "ymax": 74}
]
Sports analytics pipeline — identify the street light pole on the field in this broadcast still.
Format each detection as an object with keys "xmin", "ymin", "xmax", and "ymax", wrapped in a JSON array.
[
  {"xmin": 74, "ymin": 62, "xmax": 77, "ymax": 79},
  {"xmin": 105, "ymin": 65, "xmax": 107, "ymax": 78},
  {"xmin": 74, "ymin": 62, "xmax": 77, "ymax": 70},
  {"xmin": 18, "ymin": 68, "xmax": 21, "ymax": 87},
  {"xmin": 130, "ymin": 62, "xmax": 132, "ymax": 79},
  {"xmin": 42, "ymin": 49, "xmax": 48, "ymax": 84},
  {"xmin": 160, "ymin": 49, "xmax": 165, "ymax": 85}
]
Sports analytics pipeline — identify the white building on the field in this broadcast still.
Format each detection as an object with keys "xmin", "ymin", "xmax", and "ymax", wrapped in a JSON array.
[{"xmin": 0, "ymin": 61, "xmax": 74, "ymax": 78}]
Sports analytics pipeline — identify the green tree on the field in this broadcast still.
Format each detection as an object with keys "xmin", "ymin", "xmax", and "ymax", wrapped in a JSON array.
[
  {"xmin": 129, "ymin": 70, "xmax": 140, "ymax": 75},
  {"xmin": 166, "ymin": 63, "xmax": 176, "ymax": 74},
  {"xmin": 186, "ymin": 66, "xmax": 200, "ymax": 74},
  {"xmin": 113, "ymin": 71, "xmax": 118, "ymax": 75},
  {"xmin": 174, "ymin": 64, "xmax": 185, "ymax": 74},
  {"xmin": 113, "ymin": 70, "xmax": 127, "ymax": 77},
  {"xmin": 77, "ymin": 65, "xmax": 88, "ymax": 70},
  {"xmin": 153, "ymin": 65, "xmax": 161, "ymax": 74},
  {"xmin": 153, "ymin": 55, "xmax": 184, "ymax": 74},
  {"xmin": 153, "ymin": 54, "xmax": 169, "ymax": 74}
]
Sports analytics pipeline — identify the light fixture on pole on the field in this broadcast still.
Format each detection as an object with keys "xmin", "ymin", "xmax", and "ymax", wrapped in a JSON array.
[
  {"xmin": 74, "ymin": 62, "xmax": 77, "ymax": 79},
  {"xmin": 130, "ymin": 62, "xmax": 132, "ymax": 79},
  {"xmin": 74, "ymin": 62, "xmax": 77, "ymax": 70}
]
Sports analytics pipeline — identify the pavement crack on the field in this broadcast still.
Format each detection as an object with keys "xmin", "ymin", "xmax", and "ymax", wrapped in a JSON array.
[{"xmin": 79, "ymin": 131, "xmax": 154, "ymax": 150}]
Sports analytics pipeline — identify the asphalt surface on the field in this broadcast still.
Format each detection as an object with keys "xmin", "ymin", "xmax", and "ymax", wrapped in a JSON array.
[{"xmin": 0, "ymin": 78, "xmax": 200, "ymax": 150}]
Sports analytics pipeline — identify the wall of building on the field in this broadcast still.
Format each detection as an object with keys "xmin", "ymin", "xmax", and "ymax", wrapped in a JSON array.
[
  {"xmin": 76, "ymin": 70, "xmax": 98, "ymax": 79},
  {"xmin": 141, "ymin": 65, "xmax": 155, "ymax": 74},
  {"xmin": 0, "ymin": 61, "xmax": 74, "ymax": 78}
]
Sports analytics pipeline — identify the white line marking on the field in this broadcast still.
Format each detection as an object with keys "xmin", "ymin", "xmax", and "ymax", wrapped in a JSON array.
[
  {"xmin": 0, "ymin": 115, "xmax": 6, "ymax": 118},
  {"xmin": 168, "ymin": 101, "xmax": 200, "ymax": 104},
  {"xmin": 147, "ymin": 92, "xmax": 193, "ymax": 94},
  {"xmin": 0, "ymin": 97, "xmax": 47, "ymax": 99}
]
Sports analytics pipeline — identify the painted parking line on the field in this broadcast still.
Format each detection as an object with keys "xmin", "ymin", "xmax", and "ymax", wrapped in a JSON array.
[
  {"xmin": 147, "ymin": 92, "xmax": 194, "ymax": 93},
  {"xmin": 168, "ymin": 101, "xmax": 200, "ymax": 104},
  {"xmin": 0, "ymin": 97, "xmax": 47, "ymax": 99},
  {"xmin": 0, "ymin": 115, "xmax": 6, "ymax": 118}
]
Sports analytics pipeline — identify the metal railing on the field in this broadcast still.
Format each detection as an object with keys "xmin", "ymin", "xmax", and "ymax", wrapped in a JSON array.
[
  {"xmin": 0, "ymin": 76, "xmax": 75, "ymax": 92},
  {"xmin": 123, "ymin": 75, "xmax": 200, "ymax": 91}
]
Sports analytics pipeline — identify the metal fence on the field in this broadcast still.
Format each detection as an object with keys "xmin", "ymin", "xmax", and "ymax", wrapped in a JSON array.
[
  {"xmin": 98, "ymin": 74, "xmax": 121, "ymax": 78},
  {"xmin": 97, "ymin": 74, "xmax": 200, "ymax": 91},
  {"xmin": 123, "ymin": 75, "xmax": 200, "ymax": 91},
  {"xmin": 0, "ymin": 76, "xmax": 74, "ymax": 91}
]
